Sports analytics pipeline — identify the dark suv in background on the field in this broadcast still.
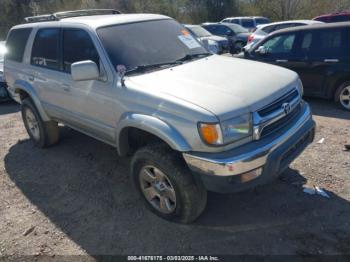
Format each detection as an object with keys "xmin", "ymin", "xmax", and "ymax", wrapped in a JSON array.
[
  {"xmin": 241, "ymin": 22, "xmax": 350, "ymax": 111},
  {"xmin": 313, "ymin": 12, "xmax": 350, "ymax": 23},
  {"xmin": 202, "ymin": 22, "xmax": 251, "ymax": 53}
]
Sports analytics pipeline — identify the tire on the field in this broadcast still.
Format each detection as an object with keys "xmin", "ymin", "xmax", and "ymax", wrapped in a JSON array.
[
  {"xmin": 234, "ymin": 41, "xmax": 244, "ymax": 54},
  {"xmin": 334, "ymin": 82, "xmax": 350, "ymax": 111},
  {"xmin": 21, "ymin": 98, "xmax": 60, "ymax": 148},
  {"xmin": 131, "ymin": 144, "xmax": 207, "ymax": 224}
]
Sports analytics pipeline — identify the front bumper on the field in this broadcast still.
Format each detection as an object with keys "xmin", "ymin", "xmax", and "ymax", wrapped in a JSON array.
[{"xmin": 183, "ymin": 103, "xmax": 315, "ymax": 193}]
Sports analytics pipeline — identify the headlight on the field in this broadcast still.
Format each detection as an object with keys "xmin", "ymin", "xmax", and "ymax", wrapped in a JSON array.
[
  {"xmin": 297, "ymin": 78, "xmax": 304, "ymax": 96},
  {"xmin": 221, "ymin": 114, "xmax": 252, "ymax": 144},
  {"xmin": 198, "ymin": 114, "xmax": 252, "ymax": 146},
  {"xmin": 207, "ymin": 39, "xmax": 219, "ymax": 54}
]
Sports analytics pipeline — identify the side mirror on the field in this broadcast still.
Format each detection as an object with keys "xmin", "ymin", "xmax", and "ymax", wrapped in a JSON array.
[
  {"xmin": 71, "ymin": 60, "xmax": 99, "ymax": 81},
  {"xmin": 255, "ymin": 46, "xmax": 268, "ymax": 55}
]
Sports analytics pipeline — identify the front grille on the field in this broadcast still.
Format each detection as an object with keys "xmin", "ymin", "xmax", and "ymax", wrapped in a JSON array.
[
  {"xmin": 258, "ymin": 89, "xmax": 299, "ymax": 117},
  {"xmin": 260, "ymin": 104, "xmax": 301, "ymax": 138},
  {"xmin": 254, "ymin": 88, "xmax": 302, "ymax": 140}
]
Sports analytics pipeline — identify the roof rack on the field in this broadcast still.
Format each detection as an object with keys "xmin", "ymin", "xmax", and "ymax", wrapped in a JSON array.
[{"xmin": 25, "ymin": 9, "xmax": 121, "ymax": 23}]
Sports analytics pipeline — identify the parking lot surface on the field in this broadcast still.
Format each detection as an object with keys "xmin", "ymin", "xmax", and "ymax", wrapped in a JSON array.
[{"xmin": 0, "ymin": 98, "xmax": 349, "ymax": 257}]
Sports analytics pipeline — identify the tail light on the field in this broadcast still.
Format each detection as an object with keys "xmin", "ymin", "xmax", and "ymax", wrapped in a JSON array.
[{"xmin": 247, "ymin": 34, "xmax": 254, "ymax": 43}]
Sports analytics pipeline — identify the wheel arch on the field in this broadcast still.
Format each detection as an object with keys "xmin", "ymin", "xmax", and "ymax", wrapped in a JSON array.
[
  {"xmin": 328, "ymin": 76, "xmax": 350, "ymax": 101},
  {"xmin": 116, "ymin": 113, "xmax": 191, "ymax": 156},
  {"xmin": 14, "ymin": 80, "xmax": 50, "ymax": 121}
]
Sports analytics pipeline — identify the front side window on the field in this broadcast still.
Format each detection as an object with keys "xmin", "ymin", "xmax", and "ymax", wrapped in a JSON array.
[
  {"xmin": 63, "ymin": 29, "xmax": 99, "ymax": 73},
  {"xmin": 31, "ymin": 28, "xmax": 60, "ymax": 70},
  {"xmin": 6, "ymin": 28, "xmax": 32, "ymax": 62},
  {"xmin": 261, "ymin": 33, "xmax": 296, "ymax": 55},
  {"xmin": 97, "ymin": 19, "xmax": 208, "ymax": 72}
]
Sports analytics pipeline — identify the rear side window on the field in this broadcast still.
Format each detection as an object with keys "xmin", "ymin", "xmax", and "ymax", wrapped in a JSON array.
[
  {"xmin": 241, "ymin": 19, "xmax": 255, "ymax": 28},
  {"xmin": 299, "ymin": 29, "xmax": 346, "ymax": 59},
  {"xmin": 330, "ymin": 15, "xmax": 350, "ymax": 22},
  {"xmin": 31, "ymin": 28, "xmax": 60, "ymax": 70},
  {"xmin": 6, "ymin": 28, "xmax": 32, "ymax": 62},
  {"xmin": 262, "ymin": 25, "xmax": 275, "ymax": 34},
  {"xmin": 63, "ymin": 29, "xmax": 99, "ymax": 73}
]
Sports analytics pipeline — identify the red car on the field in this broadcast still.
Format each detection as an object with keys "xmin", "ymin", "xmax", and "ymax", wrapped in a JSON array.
[{"xmin": 313, "ymin": 12, "xmax": 350, "ymax": 23}]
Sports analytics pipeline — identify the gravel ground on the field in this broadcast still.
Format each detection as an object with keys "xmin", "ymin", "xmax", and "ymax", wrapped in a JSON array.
[{"xmin": 0, "ymin": 98, "xmax": 349, "ymax": 259}]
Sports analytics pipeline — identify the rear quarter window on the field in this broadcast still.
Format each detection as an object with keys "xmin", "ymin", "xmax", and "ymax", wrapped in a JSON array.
[{"xmin": 6, "ymin": 28, "xmax": 32, "ymax": 62}]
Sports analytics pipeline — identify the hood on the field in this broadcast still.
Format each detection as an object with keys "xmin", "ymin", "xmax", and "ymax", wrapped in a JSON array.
[{"xmin": 128, "ymin": 55, "xmax": 298, "ymax": 121}]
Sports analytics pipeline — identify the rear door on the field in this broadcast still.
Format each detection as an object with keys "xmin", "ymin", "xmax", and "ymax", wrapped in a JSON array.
[
  {"xmin": 291, "ymin": 28, "xmax": 347, "ymax": 96},
  {"xmin": 29, "ymin": 27, "xmax": 63, "ymax": 108}
]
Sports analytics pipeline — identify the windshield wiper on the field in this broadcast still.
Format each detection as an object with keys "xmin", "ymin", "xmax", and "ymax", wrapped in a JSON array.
[
  {"xmin": 125, "ymin": 61, "xmax": 182, "ymax": 76},
  {"xmin": 175, "ymin": 53, "xmax": 212, "ymax": 63}
]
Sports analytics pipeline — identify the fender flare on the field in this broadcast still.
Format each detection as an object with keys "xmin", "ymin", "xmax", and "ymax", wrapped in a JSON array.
[
  {"xmin": 116, "ymin": 113, "xmax": 191, "ymax": 156},
  {"xmin": 14, "ymin": 80, "xmax": 50, "ymax": 121}
]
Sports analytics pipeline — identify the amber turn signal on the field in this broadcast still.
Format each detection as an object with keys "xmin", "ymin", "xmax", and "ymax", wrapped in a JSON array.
[{"xmin": 198, "ymin": 123, "xmax": 223, "ymax": 145}]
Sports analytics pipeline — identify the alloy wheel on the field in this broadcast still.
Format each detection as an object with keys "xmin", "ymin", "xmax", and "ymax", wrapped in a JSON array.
[
  {"xmin": 139, "ymin": 165, "xmax": 177, "ymax": 214},
  {"xmin": 24, "ymin": 107, "xmax": 40, "ymax": 140},
  {"xmin": 340, "ymin": 86, "xmax": 350, "ymax": 110}
]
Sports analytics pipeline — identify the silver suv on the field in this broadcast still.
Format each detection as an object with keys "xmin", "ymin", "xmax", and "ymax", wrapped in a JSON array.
[{"xmin": 4, "ymin": 10, "xmax": 316, "ymax": 223}]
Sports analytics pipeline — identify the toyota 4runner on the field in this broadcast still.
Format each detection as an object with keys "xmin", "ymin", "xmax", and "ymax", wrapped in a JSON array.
[{"xmin": 4, "ymin": 10, "xmax": 316, "ymax": 223}]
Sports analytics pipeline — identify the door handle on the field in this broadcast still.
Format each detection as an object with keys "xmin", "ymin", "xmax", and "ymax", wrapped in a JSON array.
[
  {"xmin": 276, "ymin": 59, "xmax": 288, "ymax": 63},
  {"xmin": 28, "ymin": 75, "xmax": 35, "ymax": 82},
  {"xmin": 62, "ymin": 84, "xmax": 70, "ymax": 91},
  {"xmin": 324, "ymin": 59, "xmax": 339, "ymax": 63}
]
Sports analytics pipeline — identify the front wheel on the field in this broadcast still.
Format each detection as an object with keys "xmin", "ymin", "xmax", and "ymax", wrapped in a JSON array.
[
  {"xmin": 131, "ymin": 144, "xmax": 207, "ymax": 223},
  {"xmin": 335, "ymin": 82, "xmax": 350, "ymax": 111}
]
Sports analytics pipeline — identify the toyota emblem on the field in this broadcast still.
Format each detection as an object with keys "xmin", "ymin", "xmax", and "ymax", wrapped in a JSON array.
[{"xmin": 282, "ymin": 103, "xmax": 291, "ymax": 115}]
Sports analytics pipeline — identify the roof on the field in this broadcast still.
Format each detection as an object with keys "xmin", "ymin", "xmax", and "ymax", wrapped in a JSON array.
[
  {"xmin": 12, "ymin": 13, "xmax": 170, "ymax": 30},
  {"xmin": 313, "ymin": 11, "xmax": 350, "ymax": 19},
  {"xmin": 222, "ymin": 16, "xmax": 268, "ymax": 20},
  {"xmin": 257, "ymin": 20, "xmax": 322, "ymax": 29},
  {"xmin": 223, "ymin": 17, "xmax": 255, "ymax": 20},
  {"xmin": 271, "ymin": 21, "xmax": 350, "ymax": 34}
]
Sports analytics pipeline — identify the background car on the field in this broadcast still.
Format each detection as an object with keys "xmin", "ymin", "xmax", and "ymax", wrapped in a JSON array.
[
  {"xmin": 221, "ymin": 16, "xmax": 270, "ymax": 31},
  {"xmin": 313, "ymin": 12, "xmax": 350, "ymax": 23},
  {"xmin": 201, "ymin": 22, "xmax": 251, "ymax": 53},
  {"xmin": 0, "ymin": 41, "xmax": 9, "ymax": 102},
  {"xmin": 244, "ymin": 20, "xmax": 323, "ymax": 50},
  {"xmin": 184, "ymin": 24, "xmax": 229, "ymax": 54},
  {"xmin": 242, "ymin": 22, "xmax": 350, "ymax": 111}
]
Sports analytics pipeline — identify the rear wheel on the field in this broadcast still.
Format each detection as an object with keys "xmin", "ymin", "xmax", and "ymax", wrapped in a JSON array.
[
  {"xmin": 335, "ymin": 82, "xmax": 350, "ymax": 111},
  {"xmin": 131, "ymin": 144, "xmax": 207, "ymax": 223},
  {"xmin": 21, "ymin": 98, "xmax": 60, "ymax": 148}
]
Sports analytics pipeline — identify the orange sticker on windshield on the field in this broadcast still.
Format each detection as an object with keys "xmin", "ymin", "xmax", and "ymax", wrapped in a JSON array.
[{"xmin": 181, "ymin": 29, "xmax": 190, "ymax": 36}]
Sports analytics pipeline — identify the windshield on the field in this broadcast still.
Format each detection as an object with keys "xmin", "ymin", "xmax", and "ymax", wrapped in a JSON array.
[
  {"xmin": 188, "ymin": 26, "xmax": 212, "ymax": 37},
  {"xmin": 226, "ymin": 24, "xmax": 248, "ymax": 34},
  {"xmin": 97, "ymin": 19, "xmax": 209, "ymax": 72},
  {"xmin": 255, "ymin": 18, "xmax": 270, "ymax": 25},
  {"xmin": 0, "ymin": 42, "xmax": 6, "ymax": 63}
]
